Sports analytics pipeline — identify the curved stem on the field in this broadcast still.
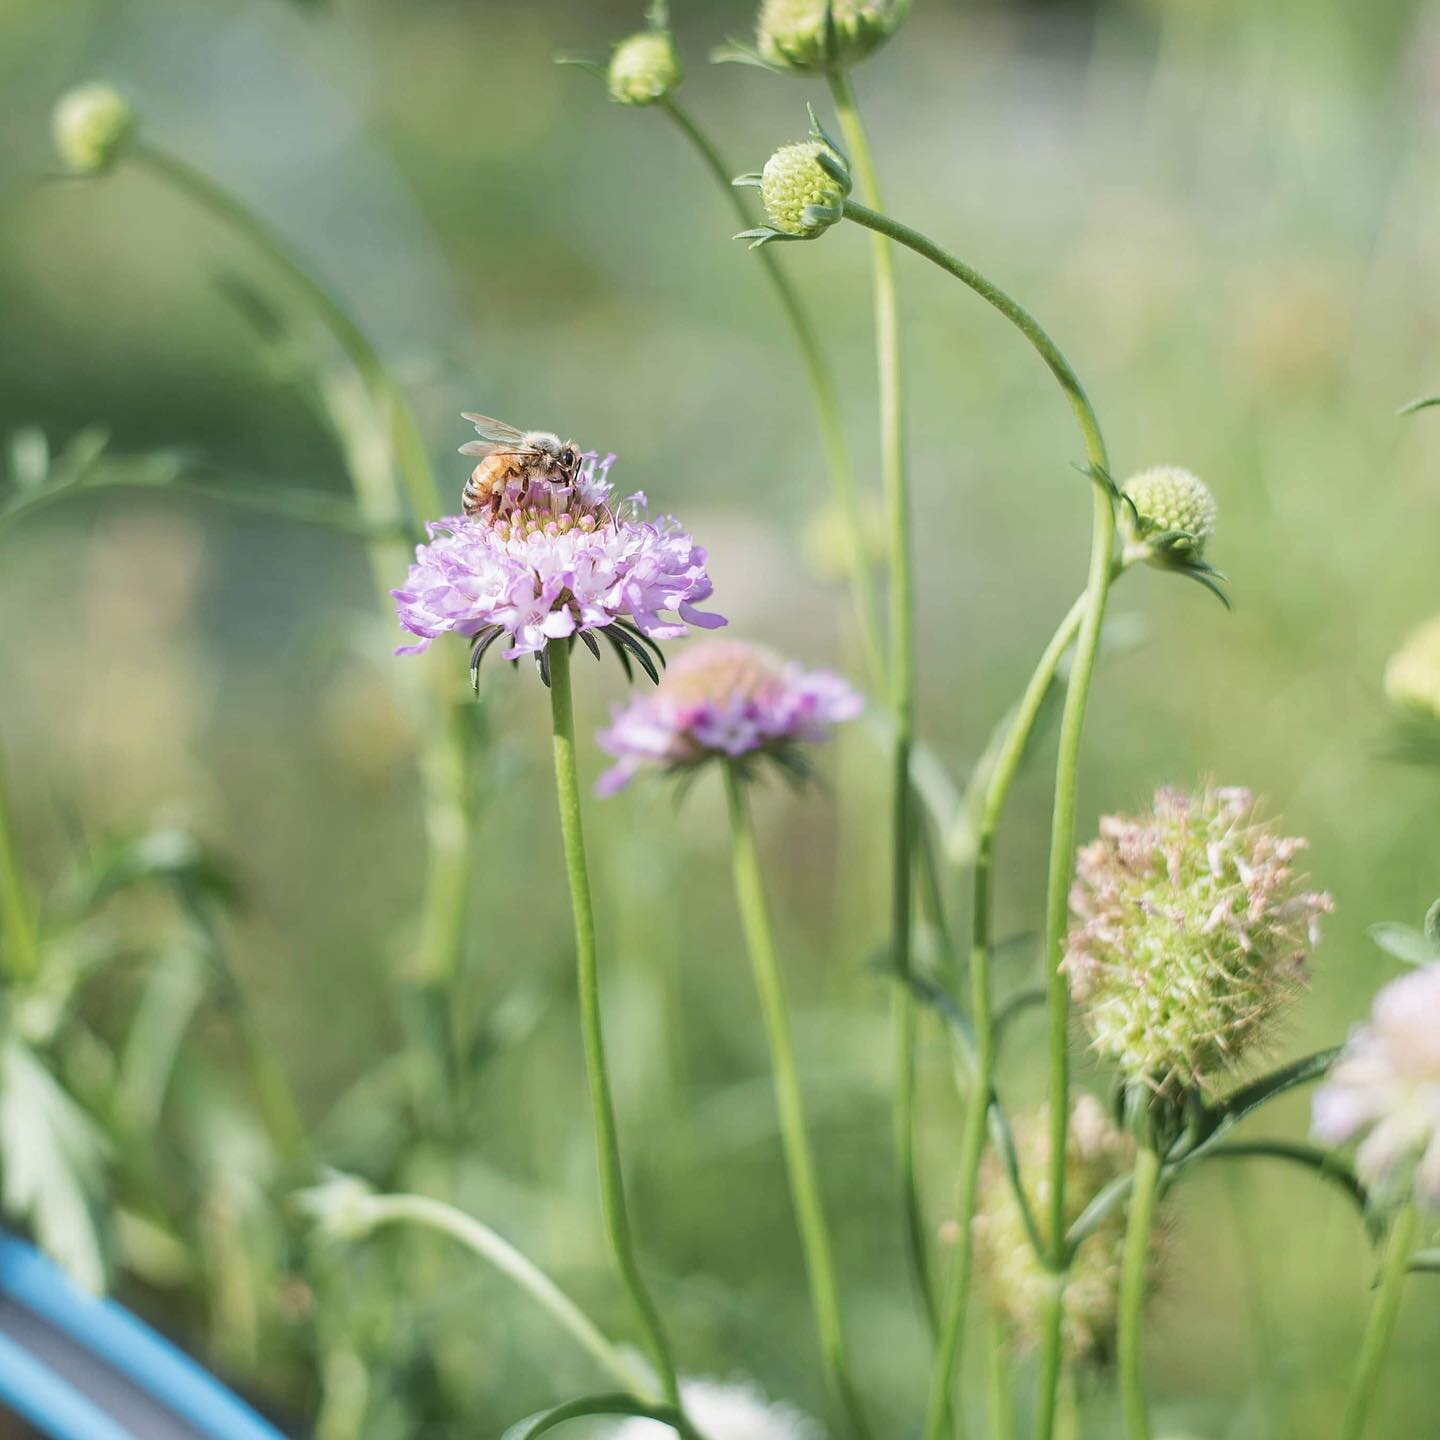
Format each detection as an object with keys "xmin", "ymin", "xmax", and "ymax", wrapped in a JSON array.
[
  {"xmin": 722, "ymin": 766, "xmax": 874, "ymax": 1440},
  {"xmin": 547, "ymin": 642, "xmax": 684, "ymax": 1417},
  {"xmin": 1117, "ymin": 1145, "xmax": 1161, "ymax": 1440},
  {"xmin": 1341, "ymin": 1204, "xmax": 1419, "ymax": 1440},
  {"xmin": 833, "ymin": 196, "xmax": 1119, "ymax": 1439},
  {"xmin": 0, "ymin": 740, "xmax": 40, "ymax": 984},
  {"xmin": 658, "ymin": 98, "xmax": 882, "ymax": 688},
  {"xmin": 827, "ymin": 69, "xmax": 926, "ymax": 1333},
  {"xmin": 921, "ymin": 592, "xmax": 1088, "ymax": 1440},
  {"xmin": 359, "ymin": 1192, "xmax": 652, "ymax": 1395}
]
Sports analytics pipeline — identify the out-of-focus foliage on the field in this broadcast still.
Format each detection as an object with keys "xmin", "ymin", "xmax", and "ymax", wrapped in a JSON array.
[{"xmin": 2, "ymin": 0, "xmax": 1440, "ymax": 1436}]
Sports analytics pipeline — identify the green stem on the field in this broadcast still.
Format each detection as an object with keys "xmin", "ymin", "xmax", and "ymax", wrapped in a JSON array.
[
  {"xmin": 1341, "ymin": 1204, "xmax": 1420, "ymax": 1440},
  {"xmin": 1117, "ymin": 1146, "xmax": 1161, "ymax": 1440},
  {"xmin": 546, "ymin": 641, "xmax": 684, "ymax": 1416},
  {"xmin": 359, "ymin": 1192, "xmax": 653, "ymax": 1396},
  {"xmin": 837, "ymin": 196, "xmax": 1116, "ymax": 1439},
  {"xmin": 129, "ymin": 143, "xmax": 441, "ymax": 524},
  {"xmin": 1035, "ymin": 1283, "xmax": 1066, "ymax": 1440},
  {"xmin": 827, "ymin": 68, "xmax": 925, "ymax": 1332},
  {"xmin": 722, "ymin": 766, "xmax": 873, "ymax": 1440},
  {"xmin": 658, "ymin": 98, "xmax": 882, "ymax": 689},
  {"xmin": 0, "ymin": 740, "xmax": 41, "ymax": 983},
  {"xmin": 985, "ymin": 1311, "xmax": 1016, "ymax": 1440},
  {"xmin": 921, "ymin": 593, "xmax": 1088, "ymax": 1440}
]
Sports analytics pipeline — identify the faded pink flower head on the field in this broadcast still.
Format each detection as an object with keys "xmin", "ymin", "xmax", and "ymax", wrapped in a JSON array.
[
  {"xmin": 391, "ymin": 445, "xmax": 724, "ymax": 676},
  {"xmin": 1313, "ymin": 963, "xmax": 1440, "ymax": 1208},
  {"xmin": 595, "ymin": 638, "xmax": 861, "ymax": 795},
  {"xmin": 1064, "ymin": 785, "xmax": 1332, "ymax": 1093}
]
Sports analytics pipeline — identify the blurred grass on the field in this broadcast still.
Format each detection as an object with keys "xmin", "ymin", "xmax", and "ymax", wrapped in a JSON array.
[{"xmin": 2, "ymin": 0, "xmax": 1440, "ymax": 1434}]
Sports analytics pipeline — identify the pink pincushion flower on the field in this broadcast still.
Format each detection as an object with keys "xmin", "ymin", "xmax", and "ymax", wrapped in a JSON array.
[
  {"xmin": 595, "ymin": 639, "xmax": 862, "ymax": 795},
  {"xmin": 391, "ymin": 450, "xmax": 724, "ymax": 669},
  {"xmin": 1313, "ymin": 964, "xmax": 1440, "ymax": 1208}
]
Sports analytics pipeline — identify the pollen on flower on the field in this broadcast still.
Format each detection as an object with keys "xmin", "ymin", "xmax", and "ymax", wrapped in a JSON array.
[
  {"xmin": 974, "ymin": 1096, "xmax": 1152, "ymax": 1366},
  {"xmin": 391, "ymin": 443, "xmax": 724, "ymax": 668},
  {"xmin": 1313, "ymin": 963, "xmax": 1440, "ymax": 1209},
  {"xmin": 1063, "ymin": 786, "xmax": 1332, "ymax": 1094},
  {"xmin": 595, "ymin": 638, "xmax": 861, "ymax": 794}
]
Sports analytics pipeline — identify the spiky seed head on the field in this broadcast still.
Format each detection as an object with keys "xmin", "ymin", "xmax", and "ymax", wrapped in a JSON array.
[
  {"xmin": 607, "ymin": 31, "xmax": 682, "ymax": 106},
  {"xmin": 760, "ymin": 140, "xmax": 849, "ymax": 236},
  {"xmin": 973, "ymin": 1096, "xmax": 1155, "ymax": 1366},
  {"xmin": 1385, "ymin": 614, "xmax": 1440, "ymax": 724},
  {"xmin": 53, "ymin": 83, "xmax": 136, "ymax": 174},
  {"xmin": 1122, "ymin": 465, "xmax": 1218, "ymax": 559},
  {"xmin": 1064, "ymin": 786, "xmax": 1332, "ymax": 1095},
  {"xmin": 756, "ymin": 0, "xmax": 910, "ymax": 74}
]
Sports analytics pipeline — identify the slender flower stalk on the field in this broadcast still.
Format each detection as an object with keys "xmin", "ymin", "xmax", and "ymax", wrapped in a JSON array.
[
  {"xmin": 835, "ymin": 199, "xmax": 1115, "ymax": 1435},
  {"xmin": 1341, "ymin": 1204, "xmax": 1420, "ymax": 1440},
  {"xmin": 921, "ymin": 592, "xmax": 1088, "ymax": 1440},
  {"xmin": 722, "ymin": 764, "xmax": 873, "ymax": 1440},
  {"xmin": 656, "ymin": 96, "xmax": 882, "ymax": 688},
  {"xmin": 546, "ymin": 639, "xmax": 685, "ymax": 1418},
  {"xmin": 824, "ymin": 70, "xmax": 925, "ymax": 1330},
  {"xmin": 301, "ymin": 1180, "xmax": 652, "ymax": 1396},
  {"xmin": 0, "ymin": 740, "xmax": 41, "ymax": 983},
  {"xmin": 1116, "ymin": 1144, "xmax": 1162, "ymax": 1440},
  {"xmin": 114, "ymin": 134, "xmax": 475, "ymax": 1094}
]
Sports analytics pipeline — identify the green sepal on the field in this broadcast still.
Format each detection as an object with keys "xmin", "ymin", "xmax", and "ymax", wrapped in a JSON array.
[
  {"xmin": 732, "ymin": 172, "xmax": 764, "ymax": 189},
  {"xmin": 1397, "ymin": 394, "xmax": 1440, "ymax": 417},
  {"xmin": 734, "ymin": 226, "xmax": 807, "ymax": 249},
  {"xmin": 1369, "ymin": 920, "xmax": 1440, "ymax": 967},
  {"xmin": 1426, "ymin": 897, "xmax": 1440, "ymax": 950},
  {"xmin": 1408, "ymin": 1247, "xmax": 1440, "ymax": 1275},
  {"xmin": 553, "ymin": 52, "xmax": 606, "ymax": 80},
  {"xmin": 710, "ymin": 38, "xmax": 786, "ymax": 71},
  {"xmin": 501, "ymin": 1394, "xmax": 684, "ymax": 1439}
]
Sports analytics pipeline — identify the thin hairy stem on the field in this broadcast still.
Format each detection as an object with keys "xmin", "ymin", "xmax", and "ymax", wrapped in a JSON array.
[
  {"xmin": 0, "ymin": 739, "xmax": 41, "ymax": 983},
  {"xmin": 723, "ymin": 766, "xmax": 874, "ymax": 1440},
  {"xmin": 1118, "ymin": 1145, "xmax": 1161, "ymax": 1440},
  {"xmin": 359, "ymin": 1193, "xmax": 653, "ymax": 1395},
  {"xmin": 658, "ymin": 98, "xmax": 882, "ymax": 687},
  {"xmin": 547, "ymin": 642, "xmax": 685, "ymax": 1417},
  {"xmin": 922, "ymin": 593, "xmax": 1087, "ymax": 1440},
  {"xmin": 1341, "ymin": 1204, "xmax": 1419, "ymax": 1440},
  {"xmin": 827, "ymin": 69, "xmax": 925, "ymax": 1332}
]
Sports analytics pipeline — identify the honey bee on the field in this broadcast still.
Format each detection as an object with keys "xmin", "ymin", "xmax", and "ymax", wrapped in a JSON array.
[{"xmin": 458, "ymin": 414, "xmax": 583, "ymax": 517}]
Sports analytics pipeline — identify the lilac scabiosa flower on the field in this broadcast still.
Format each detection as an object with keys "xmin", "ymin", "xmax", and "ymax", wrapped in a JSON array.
[
  {"xmin": 1313, "ymin": 964, "xmax": 1440, "ymax": 1208},
  {"xmin": 611, "ymin": 1378, "xmax": 821, "ymax": 1440},
  {"xmin": 391, "ymin": 439, "xmax": 723, "ymax": 683},
  {"xmin": 594, "ymin": 639, "xmax": 861, "ymax": 795},
  {"xmin": 1063, "ymin": 786, "xmax": 1333, "ymax": 1095}
]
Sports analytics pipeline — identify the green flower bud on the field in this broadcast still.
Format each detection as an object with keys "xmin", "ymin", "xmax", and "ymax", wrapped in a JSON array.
[
  {"xmin": 760, "ymin": 139, "xmax": 850, "ymax": 237},
  {"xmin": 1121, "ymin": 464, "xmax": 1217, "ymax": 559},
  {"xmin": 607, "ymin": 30, "xmax": 682, "ymax": 106},
  {"xmin": 295, "ymin": 1173, "xmax": 379, "ymax": 1243},
  {"xmin": 973, "ymin": 1096, "xmax": 1155, "ymax": 1366},
  {"xmin": 52, "ymin": 83, "xmax": 136, "ymax": 175},
  {"xmin": 756, "ymin": 0, "xmax": 909, "ymax": 74},
  {"xmin": 1385, "ymin": 614, "xmax": 1440, "ymax": 724}
]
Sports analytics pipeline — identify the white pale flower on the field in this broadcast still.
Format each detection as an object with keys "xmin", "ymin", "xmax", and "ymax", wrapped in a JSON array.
[{"xmin": 612, "ymin": 1379, "xmax": 821, "ymax": 1440}]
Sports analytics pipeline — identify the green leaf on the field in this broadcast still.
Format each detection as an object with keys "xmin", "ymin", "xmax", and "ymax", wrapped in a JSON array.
[
  {"xmin": 1408, "ymin": 1247, "xmax": 1440, "ymax": 1274},
  {"xmin": 1397, "ymin": 394, "xmax": 1440, "ymax": 417},
  {"xmin": 1368, "ymin": 921, "xmax": 1440, "ymax": 967},
  {"xmin": 1199, "ymin": 1046, "xmax": 1342, "ymax": 1136},
  {"xmin": 115, "ymin": 943, "xmax": 209, "ymax": 1133},
  {"xmin": 75, "ymin": 826, "xmax": 241, "ymax": 915},
  {"xmin": 501, "ymin": 1394, "xmax": 683, "ymax": 1439},
  {"xmin": 0, "ymin": 1040, "xmax": 109, "ymax": 1291},
  {"xmin": 1426, "ymin": 898, "xmax": 1440, "ymax": 950},
  {"xmin": 1193, "ymin": 1140, "xmax": 1368, "ymax": 1218}
]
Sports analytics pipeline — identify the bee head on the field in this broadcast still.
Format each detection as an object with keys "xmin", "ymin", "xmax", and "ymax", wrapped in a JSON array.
[{"xmin": 523, "ymin": 430, "xmax": 580, "ymax": 480}]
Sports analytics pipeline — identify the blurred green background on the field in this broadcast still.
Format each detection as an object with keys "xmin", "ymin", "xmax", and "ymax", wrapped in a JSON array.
[{"xmin": 2, "ymin": 0, "xmax": 1439, "ymax": 1435}]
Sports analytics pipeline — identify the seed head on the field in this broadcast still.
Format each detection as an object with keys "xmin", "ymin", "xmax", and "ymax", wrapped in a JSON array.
[
  {"xmin": 608, "ymin": 31, "xmax": 682, "ymax": 106},
  {"xmin": 756, "ymin": 0, "xmax": 910, "ymax": 74},
  {"xmin": 1064, "ymin": 786, "xmax": 1332, "ymax": 1095},
  {"xmin": 53, "ymin": 83, "xmax": 136, "ymax": 175},
  {"xmin": 973, "ymin": 1096, "xmax": 1154, "ymax": 1366},
  {"xmin": 761, "ymin": 140, "xmax": 850, "ymax": 237},
  {"xmin": 1122, "ymin": 465, "xmax": 1218, "ymax": 561},
  {"xmin": 1385, "ymin": 613, "xmax": 1440, "ymax": 724}
]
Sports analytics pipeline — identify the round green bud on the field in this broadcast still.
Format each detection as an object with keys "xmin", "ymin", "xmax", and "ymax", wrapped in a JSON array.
[
  {"xmin": 607, "ymin": 31, "xmax": 682, "ymax": 106},
  {"xmin": 1122, "ymin": 465, "xmax": 1217, "ymax": 557},
  {"xmin": 52, "ymin": 83, "xmax": 136, "ymax": 175},
  {"xmin": 756, "ymin": 0, "xmax": 909, "ymax": 74},
  {"xmin": 1385, "ymin": 613, "xmax": 1440, "ymax": 724},
  {"xmin": 761, "ymin": 140, "xmax": 849, "ymax": 237}
]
